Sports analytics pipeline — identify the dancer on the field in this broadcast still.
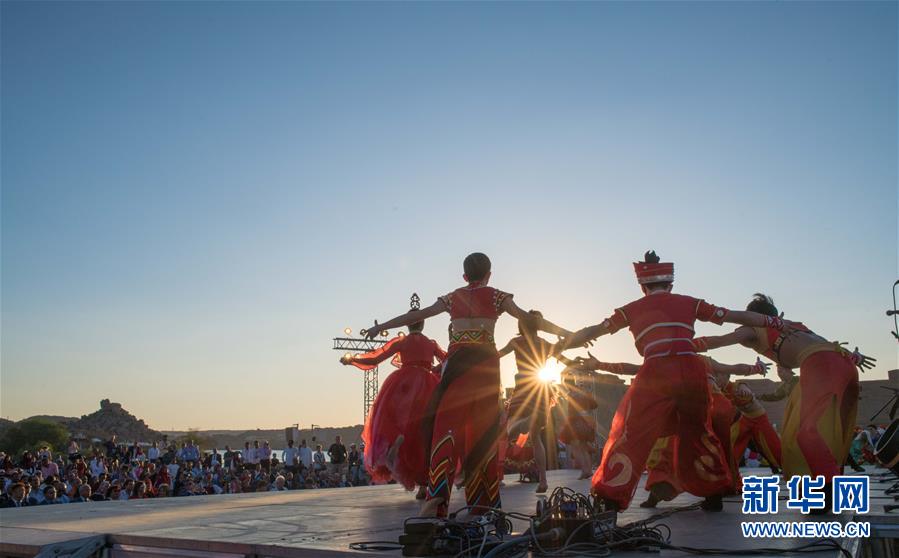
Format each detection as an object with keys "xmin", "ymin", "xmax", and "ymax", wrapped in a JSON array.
[
  {"xmin": 581, "ymin": 355, "xmax": 767, "ymax": 507},
  {"xmin": 759, "ymin": 366, "xmax": 864, "ymax": 473},
  {"xmin": 341, "ymin": 299, "xmax": 446, "ymax": 496},
  {"xmin": 714, "ymin": 370, "xmax": 782, "ymax": 475},
  {"xmin": 692, "ymin": 293, "xmax": 875, "ymax": 504},
  {"xmin": 556, "ymin": 251, "xmax": 786, "ymax": 512},
  {"xmin": 361, "ymin": 252, "xmax": 570, "ymax": 517},
  {"xmin": 558, "ymin": 367, "xmax": 600, "ymax": 480},
  {"xmin": 499, "ymin": 311, "xmax": 575, "ymax": 493}
]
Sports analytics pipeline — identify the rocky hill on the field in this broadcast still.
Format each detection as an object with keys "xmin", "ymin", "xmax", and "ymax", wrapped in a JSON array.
[{"xmin": 66, "ymin": 399, "xmax": 162, "ymax": 442}]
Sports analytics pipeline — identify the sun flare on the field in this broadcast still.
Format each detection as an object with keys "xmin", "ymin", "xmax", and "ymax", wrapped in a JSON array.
[{"xmin": 537, "ymin": 360, "xmax": 565, "ymax": 384}]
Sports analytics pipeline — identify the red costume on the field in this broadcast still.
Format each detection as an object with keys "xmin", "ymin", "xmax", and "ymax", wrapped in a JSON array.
[
  {"xmin": 698, "ymin": 323, "xmax": 858, "ymax": 482},
  {"xmin": 722, "ymin": 380, "xmax": 782, "ymax": 470},
  {"xmin": 423, "ymin": 285, "xmax": 510, "ymax": 516},
  {"xmin": 591, "ymin": 260, "xmax": 733, "ymax": 510},
  {"xmin": 349, "ymin": 332, "xmax": 445, "ymax": 490},
  {"xmin": 645, "ymin": 371, "xmax": 740, "ymax": 498},
  {"xmin": 504, "ymin": 433, "xmax": 537, "ymax": 478}
]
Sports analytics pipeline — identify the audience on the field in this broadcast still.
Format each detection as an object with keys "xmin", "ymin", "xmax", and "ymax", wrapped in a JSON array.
[{"xmin": 0, "ymin": 435, "xmax": 369, "ymax": 509}]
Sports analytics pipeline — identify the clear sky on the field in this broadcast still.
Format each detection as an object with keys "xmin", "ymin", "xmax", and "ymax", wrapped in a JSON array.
[{"xmin": 2, "ymin": 1, "xmax": 896, "ymax": 432}]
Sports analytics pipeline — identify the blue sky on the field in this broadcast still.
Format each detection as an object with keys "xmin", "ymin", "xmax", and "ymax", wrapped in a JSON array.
[{"xmin": 2, "ymin": 1, "xmax": 896, "ymax": 431}]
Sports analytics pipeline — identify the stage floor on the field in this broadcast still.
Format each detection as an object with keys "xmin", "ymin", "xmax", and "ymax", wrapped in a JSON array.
[{"xmin": 1, "ymin": 468, "xmax": 896, "ymax": 557}]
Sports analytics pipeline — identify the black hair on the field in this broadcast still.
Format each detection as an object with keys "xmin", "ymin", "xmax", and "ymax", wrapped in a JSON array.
[
  {"xmin": 463, "ymin": 252, "xmax": 491, "ymax": 282},
  {"xmin": 517, "ymin": 310, "xmax": 543, "ymax": 336},
  {"xmin": 746, "ymin": 293, "xmax": 778, "ymax": 316},
  {"xmin": 408, "ymin": 314, "xmax": 424, "ymax": 333}
]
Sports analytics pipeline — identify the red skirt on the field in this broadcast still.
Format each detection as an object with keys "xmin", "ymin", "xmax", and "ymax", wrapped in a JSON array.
[
  {"xmin": 363, "ymin": 364, "xmax": 440, "ymax": 490},
  {"xmin": 505, "ymin": 440, "xmax": 535, "ymax": 472}
]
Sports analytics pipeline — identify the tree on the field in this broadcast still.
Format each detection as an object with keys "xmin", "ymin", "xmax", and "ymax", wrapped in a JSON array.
[{"xmin": 0, "ymin": 419, "xmax": 69, "ymax": 457}]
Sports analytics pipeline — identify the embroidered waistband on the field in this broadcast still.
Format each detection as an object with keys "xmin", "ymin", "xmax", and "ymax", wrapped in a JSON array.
[
  {"xmin": 796, "ymin": 342, "xmax": 844, "ymax": 365},
  {"xmin": 449, "ymin": 329, "xmax": 495, "ymax": 345}
]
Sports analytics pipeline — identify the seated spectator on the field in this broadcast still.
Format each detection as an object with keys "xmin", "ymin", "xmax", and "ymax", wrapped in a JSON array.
[
  {"xmin": 120, "ymin": 479, "xmax": 135, "ymax": 500},
  {"xmin": 132, "ymin": 481, "xmax": 148, "ymax": 499},
  {"xmin": 133, "ymin": 446, "xmax": 147, "ymax": 463},
  {"xmin": 228, "ymin": 476, "xmax": 242, "ymax": 494},
  {"xmin": 27, "ymin": 476, "xmax": 44, "ymax": 504},
  {"xmin": 270, "ymin": 475, "xmax": 288, "ymax": 491},
  {"xmin": 39, "ymin": 485, "xmax": 63, "ymax": 505},
  {"xmin": 20, "ymin": 451, "xmax": 36, "ymax": 474},
  {"xmin": 89, "ymin": 455, "xmax": 107, "ymax": 478},
  {"xmin": 40, "ymin": 456, "xmax": 59, "ymax": 478},
  {"xmin": 156, "ymin": 483, "xmax": 171, "ymax": 497},
  {"xmin": 3, "ymin": 482, "xmax": 29, "ymax": 508},
  {"xmin": 71, "ymin": 484, "xmax": 92, "ymax": 503},
  {"xmin": 53, "ymin": 481, "xmax": 70, "ymax": 503}
]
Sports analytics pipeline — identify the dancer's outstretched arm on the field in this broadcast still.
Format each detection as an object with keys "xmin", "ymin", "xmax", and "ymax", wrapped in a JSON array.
[
  {"xmin": 553, "ymin": 321, "xmax": 615, "ymax": 354},
  {"xmin": 692, "ymin": 326, "xmax": 758, "ymax": 352},
  {"xmin": 555, "ymin": 353, "xmax": 576, "ymax": 367},
  {"xmin": 497, "ymin": 339, "xmax": 516, "ymax": 358},
  {"xmin": 578, "ymin": 355, "xmax": 639, "ymax": 375},
  {"xmin": 710, "ymin": 357, "xmax": 769, "ymax": 377},
  {"xmin": 501, "ymin": 297, "xmax": 572, "ymax": 337},
  {"xmin": 363, "ymin": 301, "xmax": 446, "ymax": 339},
  {"xmin": 341, "ymin": 337, "xmax": 402, "ymax": 370}
]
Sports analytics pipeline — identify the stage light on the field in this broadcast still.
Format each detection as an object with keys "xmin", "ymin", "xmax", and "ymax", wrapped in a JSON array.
[
  {"xmin": 381, "ymin": 330, "xmax": 389, "ymax": 337},
  {"xmin": 344, "ymin": 353, "xmax": 352, "ymax": 360},
  {"xmin": 397, "ymin": 332, "xmax": 405, "ymax": 338},
  {"xmin": 344, "ymin": 327, "xmax": 352, "ymax": 335}
]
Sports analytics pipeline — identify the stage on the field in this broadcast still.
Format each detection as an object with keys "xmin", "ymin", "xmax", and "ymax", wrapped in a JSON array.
[{"xmin": 1, "ymin": 468, "xmax": 896, "ymax": 558}]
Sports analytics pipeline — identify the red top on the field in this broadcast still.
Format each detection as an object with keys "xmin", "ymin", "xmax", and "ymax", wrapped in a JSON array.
[
  {"xmin": 349, "ymin": 333, "xmax": 446, "ymax": 371},
  {"xmin": 439, "ymin": 285, "xmax": 511, "ymax": 320},
  {"xmin": 602, "ymin": 292, "xmax": 728, "ymax": 358}
]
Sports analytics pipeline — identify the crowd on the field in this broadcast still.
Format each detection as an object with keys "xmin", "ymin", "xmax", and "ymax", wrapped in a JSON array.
[{"xmin": 0, "ymin": 434, "xmax": 369, "ymax": 508}]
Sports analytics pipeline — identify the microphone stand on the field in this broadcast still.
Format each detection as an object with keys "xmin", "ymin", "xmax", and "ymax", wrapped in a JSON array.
[
  {"xmin": 871, "ymin": 386, "xmax": 899, "ymax": 422},
  {"xmin": 889, "ymin": 279, "xmax": 899, "ymax": 341}
]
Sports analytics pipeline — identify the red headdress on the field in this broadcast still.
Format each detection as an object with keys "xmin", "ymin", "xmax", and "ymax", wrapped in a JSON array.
[{"xmin": 633, "ymin": 250, "xmax": 674, "ymax": 285}]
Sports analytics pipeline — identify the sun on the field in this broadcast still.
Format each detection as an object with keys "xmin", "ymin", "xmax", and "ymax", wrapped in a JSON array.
[{"xmin": 537, "ymin": 360, "xmax": 565, "ymax": 384}]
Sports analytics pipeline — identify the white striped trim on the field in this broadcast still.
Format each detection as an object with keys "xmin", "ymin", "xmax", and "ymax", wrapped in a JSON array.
[
  {"xmin": 634, "ymin": 322, "xmax": 695, "ymax": 342},
  {"xmin": 642, "ymin": 337, "xmax": 695, "ymax": 350},
  {"xmin": 637, "ymin": 274, "xmax": 674, "ymax": 284}
]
